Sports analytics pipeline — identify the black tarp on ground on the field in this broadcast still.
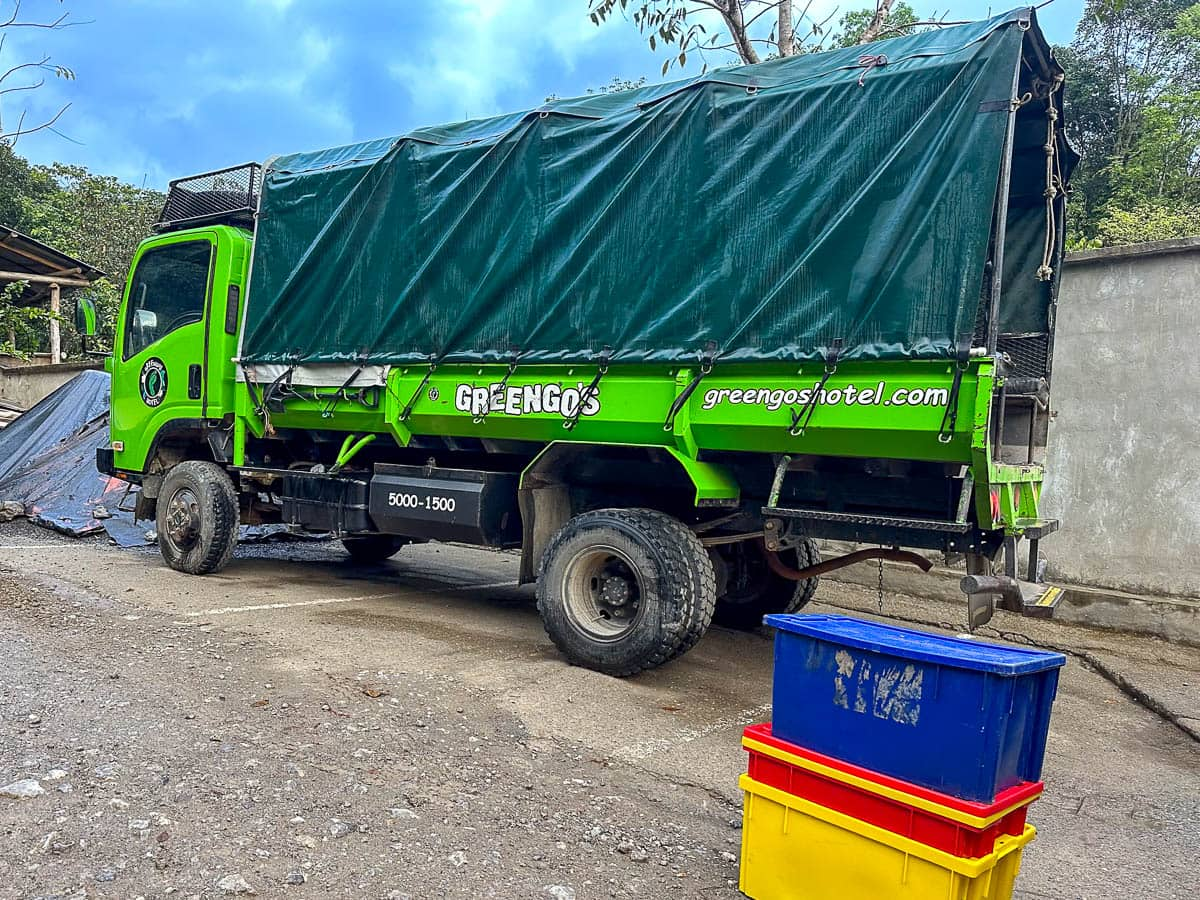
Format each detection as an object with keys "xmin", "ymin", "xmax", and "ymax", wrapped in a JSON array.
[
  {"xmin": 0, "ymin": 369, "xmax": 109, "ymax": 482},
  {"xmin": 0, "ymin": 414, "xmax": 142, "ymax": 540},
  {"xmin": 0, "ymin": 372, "xmax": 330, "ymax": 546},
  {"xmin": 0, "ymin": 370, "xmax": 143, "ymax": 540}
]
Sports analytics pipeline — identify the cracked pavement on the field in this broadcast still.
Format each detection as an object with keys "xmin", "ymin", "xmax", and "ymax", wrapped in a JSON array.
[{"xmin": 1, "ymin": 521, "xmax": 1197, "ymax": 899}]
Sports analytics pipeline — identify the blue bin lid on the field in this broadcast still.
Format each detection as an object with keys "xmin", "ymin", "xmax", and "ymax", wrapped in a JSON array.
[{"xmin": 764, "ymin": 613, "xmax": 1066, "ymax": 676}]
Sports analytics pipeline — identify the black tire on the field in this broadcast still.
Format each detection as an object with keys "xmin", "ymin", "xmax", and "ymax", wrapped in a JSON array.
[
  {"xmin": 157, "ymin": 460, "xmax": 239, "ymax": 575},
  {"xmin": 342, "ymin": 534, "xmax": 409, "ymax": 564},
  {"xmin": 536, "ymin": 508, "xmax": 716, "ymax": 677},
  {"xmin": 712, "ymin": 538, "xmax": 820, "ymax": 630}
]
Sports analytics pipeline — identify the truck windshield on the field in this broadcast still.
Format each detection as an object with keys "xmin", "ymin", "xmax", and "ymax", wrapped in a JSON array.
[{"xmin": 123, "ymin": 240, "xmax": 212, "ymax": 360}]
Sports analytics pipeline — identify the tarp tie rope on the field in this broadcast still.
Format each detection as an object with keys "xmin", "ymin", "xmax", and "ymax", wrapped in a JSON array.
[
  {"xmin": 857, "ymin": 55, "xmax": 888, "ymax": 87},
  {"xmin": 789, "ymin": 339, "xmax": 843, "ymax": 437},
  {"xmin": 474, "ymin": 351, "xmax": 522, "ymax": 425},
  {"xmin": 564, "ymin": 346, "xmax": 611, "ymax": 432},
  {"xmin": 937, "ymin": 339, "xmax": 973, "ymax": 444},
  {"xmin": 662, "ymin": 349, "xmax": 714, "ymax": 433},
  {"xmin": 1036, "ymin": 75, "xmax": 1065, "ymax": 282},
  {"xmin": 397, "ymin": 357, "xmax": 438, "ymax": 423}
]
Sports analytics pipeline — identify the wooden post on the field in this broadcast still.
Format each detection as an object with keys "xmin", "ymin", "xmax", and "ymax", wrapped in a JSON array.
[{"xmin": 49, "ymin": 281, "xmax": 61, "ymax": 364}]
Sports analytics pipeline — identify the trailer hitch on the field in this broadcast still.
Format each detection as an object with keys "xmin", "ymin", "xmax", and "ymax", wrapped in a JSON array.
[{"xmin": 959, "ymin": 573, "xmax": 1063, "ymax": 630}]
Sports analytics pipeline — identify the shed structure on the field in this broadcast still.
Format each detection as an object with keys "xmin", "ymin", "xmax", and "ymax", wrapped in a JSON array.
[{"xmin": 0, "ymin": 227, "xmax": 105, "ymax": 363}]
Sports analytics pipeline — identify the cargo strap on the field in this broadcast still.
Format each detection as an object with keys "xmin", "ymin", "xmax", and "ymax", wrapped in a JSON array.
[
  {"xmin": 564, "ymin": 347, "xmax": 611, "ymax": 432},
  {"xmin": 397, "ymin": 357, "xmax": 438, "ymax": 422},
  {"xmin": 243, "ymin": 365, "xmax": 273, "ymax": 437},
  {"xmin": 937, "ymin": 339, "xmax": 972, "ymax": 444},
  {"xmin": 662, "ymin": 349, "xmax": 714, "ymax": 433},
  {"xmin": 321, "ymin": 365, "xmax": 364, "ymax": 419},
  {"xmin": 474, "ymin": 351, "xmax": 522, "ymax": 425},
  {"xmin": 248, "ymin": 365, "xmax": 298, "ymax": 437},
  {"xmin": 789, "ymin": 339, "xmax": 842, "ymax": 437}
]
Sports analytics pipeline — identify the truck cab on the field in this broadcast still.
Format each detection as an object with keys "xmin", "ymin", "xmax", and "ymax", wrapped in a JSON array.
[
  {"xmin": 107, "ymin": 226, "xmax": 250, "ymax": 471},
  {"xmin": 100, "ymin": 165, "xmax": 258, "ymax": 494}
]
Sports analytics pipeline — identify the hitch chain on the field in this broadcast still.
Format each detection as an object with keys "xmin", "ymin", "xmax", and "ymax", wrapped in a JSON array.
[{"xmin": 877, "ymin": 553, "xmax": 885, "ymax": 613}]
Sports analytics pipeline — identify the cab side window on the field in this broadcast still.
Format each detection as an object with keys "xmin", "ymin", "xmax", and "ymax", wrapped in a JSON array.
[{"xmin": 123, "ymin": 241, "xmax": 212, "ymax": 360}]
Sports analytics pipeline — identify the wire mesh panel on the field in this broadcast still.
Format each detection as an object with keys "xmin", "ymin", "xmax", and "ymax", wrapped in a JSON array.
[
  {"xmin": 996, "ymin": 333, "xmax": 1049, "ymax": 380},
  {"xmin": 156, "ymin": 163, "xmax": 262, "ymax": 232}
]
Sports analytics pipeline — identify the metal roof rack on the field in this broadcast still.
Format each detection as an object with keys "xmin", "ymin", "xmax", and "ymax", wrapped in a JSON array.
[{"xmin": 154, "ymin": 162, "xmax": 262, "ymax": 233}]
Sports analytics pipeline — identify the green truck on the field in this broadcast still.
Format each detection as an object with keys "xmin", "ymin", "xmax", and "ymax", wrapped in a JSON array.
[{"xmin": 90, "ymin": 9, "xmax": 1074, "ymax": 675}]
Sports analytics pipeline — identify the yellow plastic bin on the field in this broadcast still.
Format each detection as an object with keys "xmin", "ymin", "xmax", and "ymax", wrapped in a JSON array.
[{"xmin": 738, "ymin": 775, "xmax": 1035, "ymax": 900}]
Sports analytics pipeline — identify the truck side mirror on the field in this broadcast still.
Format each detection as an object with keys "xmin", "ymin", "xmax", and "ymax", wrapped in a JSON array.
[
  {"xmin": 133, "ymin": 309, "xmax": 157, "ymax": 332},
  {"xmin": 75, "ymin": 296, "xmax": 98, "ymax": 337}
]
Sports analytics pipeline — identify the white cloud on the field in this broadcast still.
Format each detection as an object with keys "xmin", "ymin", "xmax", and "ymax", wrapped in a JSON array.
[{"xmin": 386, "ymin": 0, "xmax": 616, "ymax": 122}]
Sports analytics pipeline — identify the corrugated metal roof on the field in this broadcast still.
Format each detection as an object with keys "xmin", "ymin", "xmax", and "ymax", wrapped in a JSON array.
[{"xmin": 0, "ymin": 226, "xmax": 107, "ymax": 305}]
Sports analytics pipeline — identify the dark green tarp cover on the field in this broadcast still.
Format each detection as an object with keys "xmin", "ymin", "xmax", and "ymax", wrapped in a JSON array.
[{"xmin": 241, "ymin": 8, "xmax": 1061, "ymax": 367}]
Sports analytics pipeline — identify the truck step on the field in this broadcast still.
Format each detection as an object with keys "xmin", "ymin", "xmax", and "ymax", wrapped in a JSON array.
[
  {"xmin": 762, "ymin": 507, "xmax": 973, "ymax": 533},
  {"xmin": 762, "ymin": 506, "xmax": 989, "ymax": 554}
]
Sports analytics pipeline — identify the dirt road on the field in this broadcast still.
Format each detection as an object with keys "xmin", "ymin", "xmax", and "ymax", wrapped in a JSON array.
[{"xmin": 1, "ymin": 523, "xmax": 1197, "ymax": 899}]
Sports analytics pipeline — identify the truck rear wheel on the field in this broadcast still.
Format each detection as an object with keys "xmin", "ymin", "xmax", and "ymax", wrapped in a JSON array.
[
  {"xmin": 711, "ymin": 538, "xmax": 820, "ymax": 630},
  {"xmin": 342, "ymin": 534, "xmax": 409, "ymax": 564},
  {"xmin": 536, "ymin": 508, "xmax": 716, "ymax": 676},
  {"xmin": 157, "ymin": 460, "xmax": 239, "ymax": 575}
]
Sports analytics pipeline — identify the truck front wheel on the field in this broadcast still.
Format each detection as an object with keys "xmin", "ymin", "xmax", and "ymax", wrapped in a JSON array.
[
  {"xmin": 157, "ymin": 460, "xmax": 239, "ymax": 575},
  {"xmin": 536, "ymin": 508, "xmax": 716, "ymax": 677}
]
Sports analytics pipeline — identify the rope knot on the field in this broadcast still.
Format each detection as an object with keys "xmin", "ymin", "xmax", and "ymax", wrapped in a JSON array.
[{"xmin": 856, "ymin": 54, "xmax": 888, "ymax": 87}]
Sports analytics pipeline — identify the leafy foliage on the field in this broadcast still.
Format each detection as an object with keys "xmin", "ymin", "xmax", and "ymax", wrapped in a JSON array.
[
  {"xmin": 0, "ymin": 149, "xmax": 163, "ymax": 357},
  {"xmin": 587, "ymin": 0, "xmax": 843, "ymax": 71},
  {"xmin": 828, "ymin": 2, "xmax": 922, "ymax": 49},
  {"xmin": 587, "ymin": 75, "xmax": 648, "ymax": 94},
  {"xmin": 0, "ymin": 280, "xmax": 58, "ymax": 359},
  {"xmin": 1062, "ymin": 0, "xmax": 1200, "ymax": 245}
]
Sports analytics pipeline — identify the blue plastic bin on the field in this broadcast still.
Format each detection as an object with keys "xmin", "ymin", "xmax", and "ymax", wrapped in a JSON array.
[{"xmin": 765, "ymin": 613, "xmax": 1066, "ymax": 802}]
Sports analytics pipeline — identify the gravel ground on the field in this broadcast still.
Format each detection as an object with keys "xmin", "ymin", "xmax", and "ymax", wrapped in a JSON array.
[{"xmin": 0, "ymin": 520, "xmax": 1197, "ymax": 899}]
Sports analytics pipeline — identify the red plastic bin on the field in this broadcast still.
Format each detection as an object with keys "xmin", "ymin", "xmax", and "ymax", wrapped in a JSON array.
[{"xmin": 743, "ymin": 723, "xmax": 1042, "ymax": 859}]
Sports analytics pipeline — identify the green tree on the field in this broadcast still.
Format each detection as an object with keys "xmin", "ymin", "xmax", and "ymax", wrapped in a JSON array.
[
  {"xmin": 0, "ymin": 157, "xmax": 163, "ymax": 357},
  {"xmin": 20, "ymin": 163, "xmax": 163, "ymax": 353},
  {"xmin": 1061, "ymin": 0, "xmax": 1200, "ymax": 244},
  {"xmin": 586, "ymin": 1, "xmax": 859, "ymax": 71},
  {"xmin": 0, "ymin": 279, "xmax": 58, "ymax": 359},
  {"xmin": 828, "ymin": 2, "xmax": 922, "ymax": 48}
]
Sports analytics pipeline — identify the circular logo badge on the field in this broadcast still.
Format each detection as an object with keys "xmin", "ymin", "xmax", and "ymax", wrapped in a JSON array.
[
  {"xmin": 139, "ymin": 357, "xmax": 168, "ymax": 407},
  {"xmin": 428, "ymin": 386, "xmax": 440, "ymax": 402}
]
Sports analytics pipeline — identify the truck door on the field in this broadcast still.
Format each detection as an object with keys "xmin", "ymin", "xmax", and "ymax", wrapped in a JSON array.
[{"xmin": 109, "ymin": 232, "xmax": 216, "ymax": 473}]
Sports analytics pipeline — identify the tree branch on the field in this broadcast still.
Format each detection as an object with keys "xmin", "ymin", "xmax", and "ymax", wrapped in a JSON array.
[
  {"xmin": 1, "ymin": 101, "xmax": 70, "ymax": 146},
  {"xmin": 858, "ymin": 0, "xmax": 895, "ymax": 45}
]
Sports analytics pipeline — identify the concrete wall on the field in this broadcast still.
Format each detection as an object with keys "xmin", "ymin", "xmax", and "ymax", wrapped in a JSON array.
[
  {"xmin": 1042, "ymin": 237, "xmax": 1200, "ymax": 598},
  {"xmin": 0, "ymin": 360, "xmax": 102, "ymax": 410}
]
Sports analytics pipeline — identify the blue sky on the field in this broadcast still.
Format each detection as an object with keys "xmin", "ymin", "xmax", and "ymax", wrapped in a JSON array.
[{"xmin": 4, "ymin": 0, "xmax": 1084, "ymax": 189}]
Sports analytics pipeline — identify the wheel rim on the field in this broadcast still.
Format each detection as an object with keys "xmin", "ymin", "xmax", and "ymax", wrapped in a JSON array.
[
  {"xmin": 720, "ymin": 542, "xmax": 774, "ymax": 606},
  {"xmin": 560, "ymin": 544, "xmax": 645, "ymax": 642},
  {"xmin": 164, "ymin": 486, "xmax": 201, "ymax": 552}
]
